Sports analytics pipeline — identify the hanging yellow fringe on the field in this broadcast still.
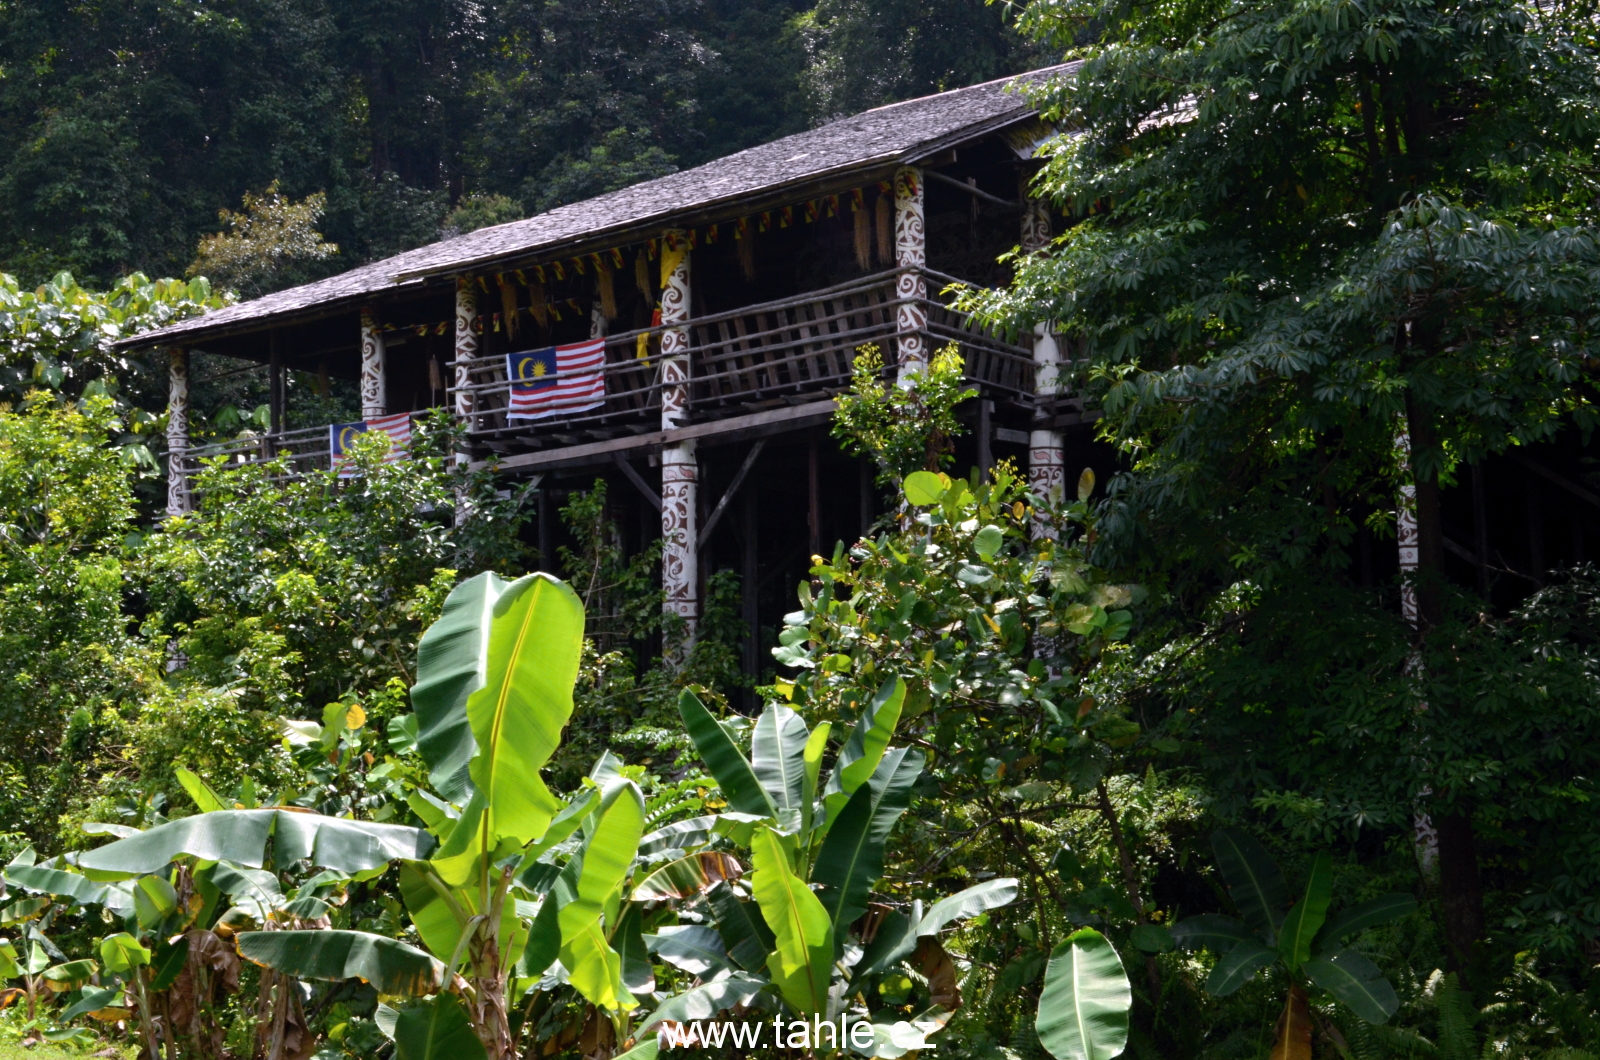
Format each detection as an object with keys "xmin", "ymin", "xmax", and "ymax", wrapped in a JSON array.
[
  {"xmin": 498, "ymin": 275, "xmax": 520, "ymax": 340},
  {"xmin": 597, "ymin": 262, "xmax": 617, "ymax": 320},
  {"xmin": 528, "ymin": 280, "xmax": 549, "ymax": 328},
  {"xmin": 875, "ymin": 195, "xmax": 893, "ymax": 265},
  {"xmin": 635, "ymin": 250, "xmax": 652, "ymax": 301}
]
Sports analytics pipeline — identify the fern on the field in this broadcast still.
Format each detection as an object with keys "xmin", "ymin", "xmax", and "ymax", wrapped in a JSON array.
[{"xmin": 1434, "ymin": 973, "xmax": 1479, "ymax": 1060}]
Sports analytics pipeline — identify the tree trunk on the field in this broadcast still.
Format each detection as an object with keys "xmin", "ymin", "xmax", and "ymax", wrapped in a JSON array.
[
  {"xmin": 1406, "ymin": 395, "xmax": 1486, "ymax": 976},
  {"xmin": 470, "ymin": 936, "xmax": 513, "ymax": 1060}
]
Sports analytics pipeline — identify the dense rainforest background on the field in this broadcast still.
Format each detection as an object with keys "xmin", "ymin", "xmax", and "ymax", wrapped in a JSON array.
[
  {"xmin": 2, "ymin": 1, "xmax": 1600, "ymax": 1059},
  {"xmin": 0, "ymin": 0, "xmax": 1041, "ymax": 286}
]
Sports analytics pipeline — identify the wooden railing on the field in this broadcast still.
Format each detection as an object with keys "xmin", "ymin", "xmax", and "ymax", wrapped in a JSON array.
[{"xmin": 178, "ymin": 268, "xmax": 1034, "ymax": 482}]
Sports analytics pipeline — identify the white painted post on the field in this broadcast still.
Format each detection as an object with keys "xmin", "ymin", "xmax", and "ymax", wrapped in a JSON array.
[
  {"xmin": 659, "ymin": 230, "xmax": 698, "ymax": 638},
  {"xmin": 1396, "ymin": 428, "xmax": 1440, "ymax": 879},
  {"xmin": 166, "ymin": 347, "xmax": 190, "ymax": 517},
  {"xmin": 453, "ymin": 278, "xmax": 478, "ymax": 422},
  {"xmin": 893, "ymin": 166, "xmax": 927, "ymax": 383},
  {"xmin": 359, "ymin": 307, "xmax": 387, "ymax": 419},
  {"xmin": 1022, "ymin": 196, "xmax": 1066, "ymax": 508}
]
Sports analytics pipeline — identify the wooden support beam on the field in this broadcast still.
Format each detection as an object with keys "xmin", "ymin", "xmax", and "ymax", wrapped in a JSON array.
[
  {"xmin": 613, "ymin": 453, "xmax": 662, "ymax": 512},
  {"xmin": 977, "ymin": 398, "xmax": 992, "ymax": 480},
  {"xmin": 699, "ymin": 440, "xmax": 765, "ymax": 550},
  {"xmin": 808, "ymin": 436, "xmax": 821, "ymax": 558},
  {"xmin": 476, "ymin": 400, "xmax": 837, "ymax": 474},
  {"xmin": 742, "ymin": 485, "xmax": 759, "ymax": 706}
]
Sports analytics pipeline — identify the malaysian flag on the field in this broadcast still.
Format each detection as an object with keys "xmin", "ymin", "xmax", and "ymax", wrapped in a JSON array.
[
  {"xmin": 330, "ymin": 412, "xmax": 412, "ymax": 478},
  {"xmin": 507, "ymin": 339, "xmax": 606, "ymax": 419}
]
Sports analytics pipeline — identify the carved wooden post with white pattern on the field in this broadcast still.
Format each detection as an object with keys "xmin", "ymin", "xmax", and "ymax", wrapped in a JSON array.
[
  {"xmin": 359, "ymin": 307, "xmax": 387, "ymax": 419},
  {"xmin": 165, "ymin": 347, "xmax": 190, "ymax": 517},
  {"xmin": 1022, "ymin": 196, "xmax": 1065, "ymax": 508},
  {"xmin": 659, "ymin": 230, "xmax": 699, "ymax": 641},
  {"xmin": 893, "ymin": 166, "xmax": 927, "ymax": 384},
  {"xmin": 453, "ymin": 279, "xmax": 478, "ymax": 423}
]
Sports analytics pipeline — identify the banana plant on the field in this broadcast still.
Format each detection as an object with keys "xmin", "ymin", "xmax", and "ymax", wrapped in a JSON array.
[
  {"xmin": 233, "ymin": 571, "xmax": 658, "ymax": 1060},
  {"xmin": 638, "ymin": 679, "xmax": 1019, "ymax": 1058},
  {"xmin": 1034, "ymin": 927, "xmax": 1132, "ymax": 1060},
  {"xmin": 1167, "ymin": 829, "xmax": 1417, "ymax": 1055}
]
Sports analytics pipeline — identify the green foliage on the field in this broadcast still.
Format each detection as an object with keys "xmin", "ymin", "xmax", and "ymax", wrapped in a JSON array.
[
  {"xmin": 832, "ymin": 343, "xmax": 975, "ymax": 487},
  {"xmin": 1034, "ymin": 928, "xmax": 1132, "ymax": 1060},
  {"xmin": 188, "ymin": 182, "xmax": 339, "ymax": 299}
]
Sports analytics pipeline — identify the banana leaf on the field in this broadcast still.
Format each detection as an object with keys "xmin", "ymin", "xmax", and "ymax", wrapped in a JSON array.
[
  {"xmin": 751, "ymin": 702, "xmax": 810, "ymax": 816},
  {"xmin": 78, "ymin": 809, "xmax": 431, "ymax": 878},
  {"xmin": 1277, "ymin": 851, "xmax": 1332, "ymax": 971},
  {"xmin": 393, "ymin": 993, "xmax": 488, "ymax": 1060},
  {"xmin": 706, "ymin": 880, "xmax": 774, "ymax": 972},
  {"xmin": 916, "ymin": 878, "xmax": 1019, "ymax": 937},
  {"xmin": 410, "ymin": 571, "xmax": 503, "ymax": 803},
  {"xmin": 644, "ymin": 926, "xmax": 733, "ymax": 978},
  {"xmin": 678, "ymin": 690, "xmax": 775, "ymax": 817},
  {"xmin": 821, "ymin": 677, "xmax": 905, "ymax": 826},
  {"xmin": 238, "ymin": 930, "xmax": 444, "ymax": 995},
  {"xmin": 814, "ymin": 746, "xmax": 922, "ymax": 949},
  {"xmin": 464, "ymin": 573, "xmax": 583, "ymax": 847},
  {"xmin": 1170, "ymin": 914, "xmax": 1253, "ymax": 954},
  {"xmin": 635, "ymin": 971, "xmax": 767, "ymax": 1034},
  {"xmin": 1312, "ymin": 894, "xmax": 1418, "ymax": 958},
  {"xmin": 1205, "ymin": 939, "xmax": 1275, "ymax": 996},
  {"xmin": 558, "ymin": 780, "xmax": 644, "ymax": 1012},
  {"xmin": 1302, "ymin": 948, "xmax": 1400, "ymax": 1024},
  {"xmin": 750, "ymin": 825, "xmax": 832, "ymax": 1016},
  {"xmin": 1210, "ymin": 829, "xmax": 1287, "ymax": 946},
  {"xmin": 1034, "ymin": 928, "xmax": 1131, "ymax": 1060},
  {"xmin": 632, "ymin": 852, "xmax": 741, "ymax": 901}
]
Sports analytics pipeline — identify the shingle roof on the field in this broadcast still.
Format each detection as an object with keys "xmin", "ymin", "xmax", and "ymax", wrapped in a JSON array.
[{"xmin": 124, "ymin": 62, "xmax": 1077, "ymax": 349}]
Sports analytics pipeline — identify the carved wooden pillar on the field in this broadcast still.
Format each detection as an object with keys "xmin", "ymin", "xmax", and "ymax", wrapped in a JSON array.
[
  {"xmin": 1395, "ymin": 428, "xmax": 1440, "ymax": 878},
  {"xmin": 359, "ymin": 307, "xmax": 387, "ymax": 419},
  {"xmin": 166, "ymin": 347, "xmax": 190, "ymax": 517},
  {"xmin": 453, "ymin": 278, "xmax": 478, "ymax": 422},
  {"xmin": 659, "ymin": 230, "xmax": 698, "ymax": 636},
  {"xmin": 893, "ymin": 166, "xmax": 927, "ymax": 383},
  {"xmin": 1022, "ymin": 197, "xmax": 1065, "ymax": 507}
]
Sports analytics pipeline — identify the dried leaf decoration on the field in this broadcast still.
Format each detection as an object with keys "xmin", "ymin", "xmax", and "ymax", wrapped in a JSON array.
[
  {"xmin": 498, "ymin": 275, "xmax": 520, "ymax": 340},
  {"xmin": 528, "ymin": 281, "xmax": 549, "ymax": 329},
  {"xmin": 598, "ymin": 262, "xmax": 618, "ymax": 320},
  {"xmin": 855, "ymin": 206, "xmax": 872, "ymax": 271},
  {"xmin": 876, "ymin": 195, "xmax": 893, "ymax": 265}
]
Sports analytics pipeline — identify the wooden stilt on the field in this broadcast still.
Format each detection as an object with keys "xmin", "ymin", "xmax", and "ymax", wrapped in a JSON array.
[
  {"xmin": 977, "ymin": 397, "xmax": 992, "ymax": 481},
  {"xmin": 742, "ymin": 485, "xmax": 759, "ymax": 706},
  {"xmin": 859, "ymin": 458, "xmax": 873, "ymax": 538},
  {"xmin": 808, "ymin": 436, "xmax": 821, "ymax": 558},
  {"xmin": 268, "ymin": 330, "xmax": 284, "ymax": 435},
  {"xmin": 166, "ymin": 347, "xmax": 190, "ymax": 517},
  {"xmin": 538, "ymin": 486, "xmax": 553, "ymax": 573}
]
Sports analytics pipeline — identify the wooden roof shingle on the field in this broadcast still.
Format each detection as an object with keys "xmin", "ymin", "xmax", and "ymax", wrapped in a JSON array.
[{"xmin": 125, "ymin": 62, "xmax": 1077, "ymax": 350}]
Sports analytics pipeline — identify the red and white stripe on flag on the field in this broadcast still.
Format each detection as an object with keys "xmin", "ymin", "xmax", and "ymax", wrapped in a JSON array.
[
  {"xmin": 330, "ymin": 412, "xmax": 413, "ymax": 479},
  {"xmin": 506, "ymin": 338, "xmax": 606, "ymax": 420}
]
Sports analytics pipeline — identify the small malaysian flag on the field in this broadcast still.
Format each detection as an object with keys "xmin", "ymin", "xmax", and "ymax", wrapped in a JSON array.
[
  {"xmin": 507, "ymin": 339, "xmax": 606, "ymax": 419},
  {"xmin": 329, "ymin": 412, "xmax": 412, "ymax": 478}
]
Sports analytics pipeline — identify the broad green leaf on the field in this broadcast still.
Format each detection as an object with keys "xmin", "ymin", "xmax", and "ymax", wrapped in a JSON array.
[
  {"xmin": 973, "ymin": 524, "xmax": 1005, "ymax": 560},
  {"xmin": 61, "ymin": 986, "xmax": 121, "ymax": 1021},
  {"xmin": 751, "ymin": 702, "xmax": 810, "ymax": 816},
  {"xmin": 466, "ymin": 573, "xmax": 585, "ymax": 846},
  {"xmin": 644, "ymin": 926, "xmax": 733, "ymax": 978},
  {"xmin": 636, "ymin": 971, "xmax": 767, "ymax": 1033},
  {"xmin": 638, "ymin": 815, "xmax": 719, "ymax": 858},
  {"xmin": 1211, "ymin": 828, "xmax": 1288, "ymax": 945},
  {"xmin": 1302, "ymin": 948, "xmax": 1400, "ymax": 1025},
  {"xmin": 2, "ymin": 897, "xmax": 49, "ymax": 926},
  {"xmin": 398, "ymin": 862, "xmax": 473, "ymax": 963},
  {"xmin": 613, "ymin": 1037, "xmax": 660, "ymax": 1060},
  {"xmin": 26, "ymin": 941, "xmax": 49, "ymax": 974},
  {"xmin": 814, "ymin": 747, "xmax": 922, "ymax": 948},
  {"xmin": 903, "ymin": 471, "xmax": 947, "ymax": 505},
  {"xmin": 0, "ymin": 940, "xmax": 17, "ymax": 980},
  {"xmin": 1034, "ymin": 928, "xmax": 1132, "ymax": 1060},
  {"xmin": 615, "ymin": 903, "xmax": 655, "ymax": 996},
  {"xmin": 238, "ymin": 930, "xmax": 444, "ymax": 995},
  {"xmin": 821, "ymin": 677, "xmax": 906, "ymax": 830},
  {"xmin": 1312, "ymin": 894, "xmax": 1418, "ymax": 957},
  {"xmin": 175, "ymin": 767, "xmax": 228, "ymax": 813},
  {"xmin": 1170, "ymin": 914, "xmax": 1252, "ymax": 954},
  {"xmin": 857, "ymin": 910, "xmax": 917, "ymax": 978},
  {"xmin": 800, "ymin": 722, "xmax": 830, "ymax": 839},
  {"xmin": 1129, "ymin": 924, "xmax": 1175, "ymax": 953},
  {"xmin": 393, "ymin": 993, "xmax": 488, "ymax": 1060},
  {"xmin": 134, "ymin": 875, "xmax": 180, "ymax": 931},
  {"xmin": 519, "ymin": 859, "xmax": 579, "ymax": 978},
  {"xmin": 411, "ymin": 571, "xmax": 509, "ymax": 802},
  {"xmin": 1278, "ymin": 851, "xmax": 1333, "ymax": 971},
  {"xmin": 42, "ymin": 959, "xmax": 98, "ymax": 988},
  {"xmin": 678, "ymin": 690, "xmax": 776, "ymax": 817},
  {"xmin": 149, "ymin": 936, "xmax": 190, "ymax": 991},
  {"xmin": 558, "ymin": 780, "xmax": 645, "ymax": 1013},
  {"xmin": 78, "ymin": 810, "xmax": 432, "ymax": 877},
  {"xmin": 1204, "ymin": 939, "xmax": 1275, "ymax": 995},
  {"xmin": 631, "ymin": 852, "xmax": 742, "ymax": 901},
  {"xmin": 4, "ymin": 864, "xmax": 112, "ymax": 909},
  {"xmin": 750, "ymin": 826, "xmax": 832, "ymax": 1016},
  {"xmin": 99, "ymin": 933, "xmax": 149, "ymax": 974},
  {"xmin": 706, "ymin": 880, "xmax": 774, "ymax": 972},
  {"xmin": 916, "ymin": 878, "xmax": 1020, "ymax": 937}
]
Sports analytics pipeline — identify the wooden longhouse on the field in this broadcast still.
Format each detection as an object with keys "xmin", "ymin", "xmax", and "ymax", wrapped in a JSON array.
[{"xmin": 122, "ymin": 63, "xmax": 1104, "ymax": 671}]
